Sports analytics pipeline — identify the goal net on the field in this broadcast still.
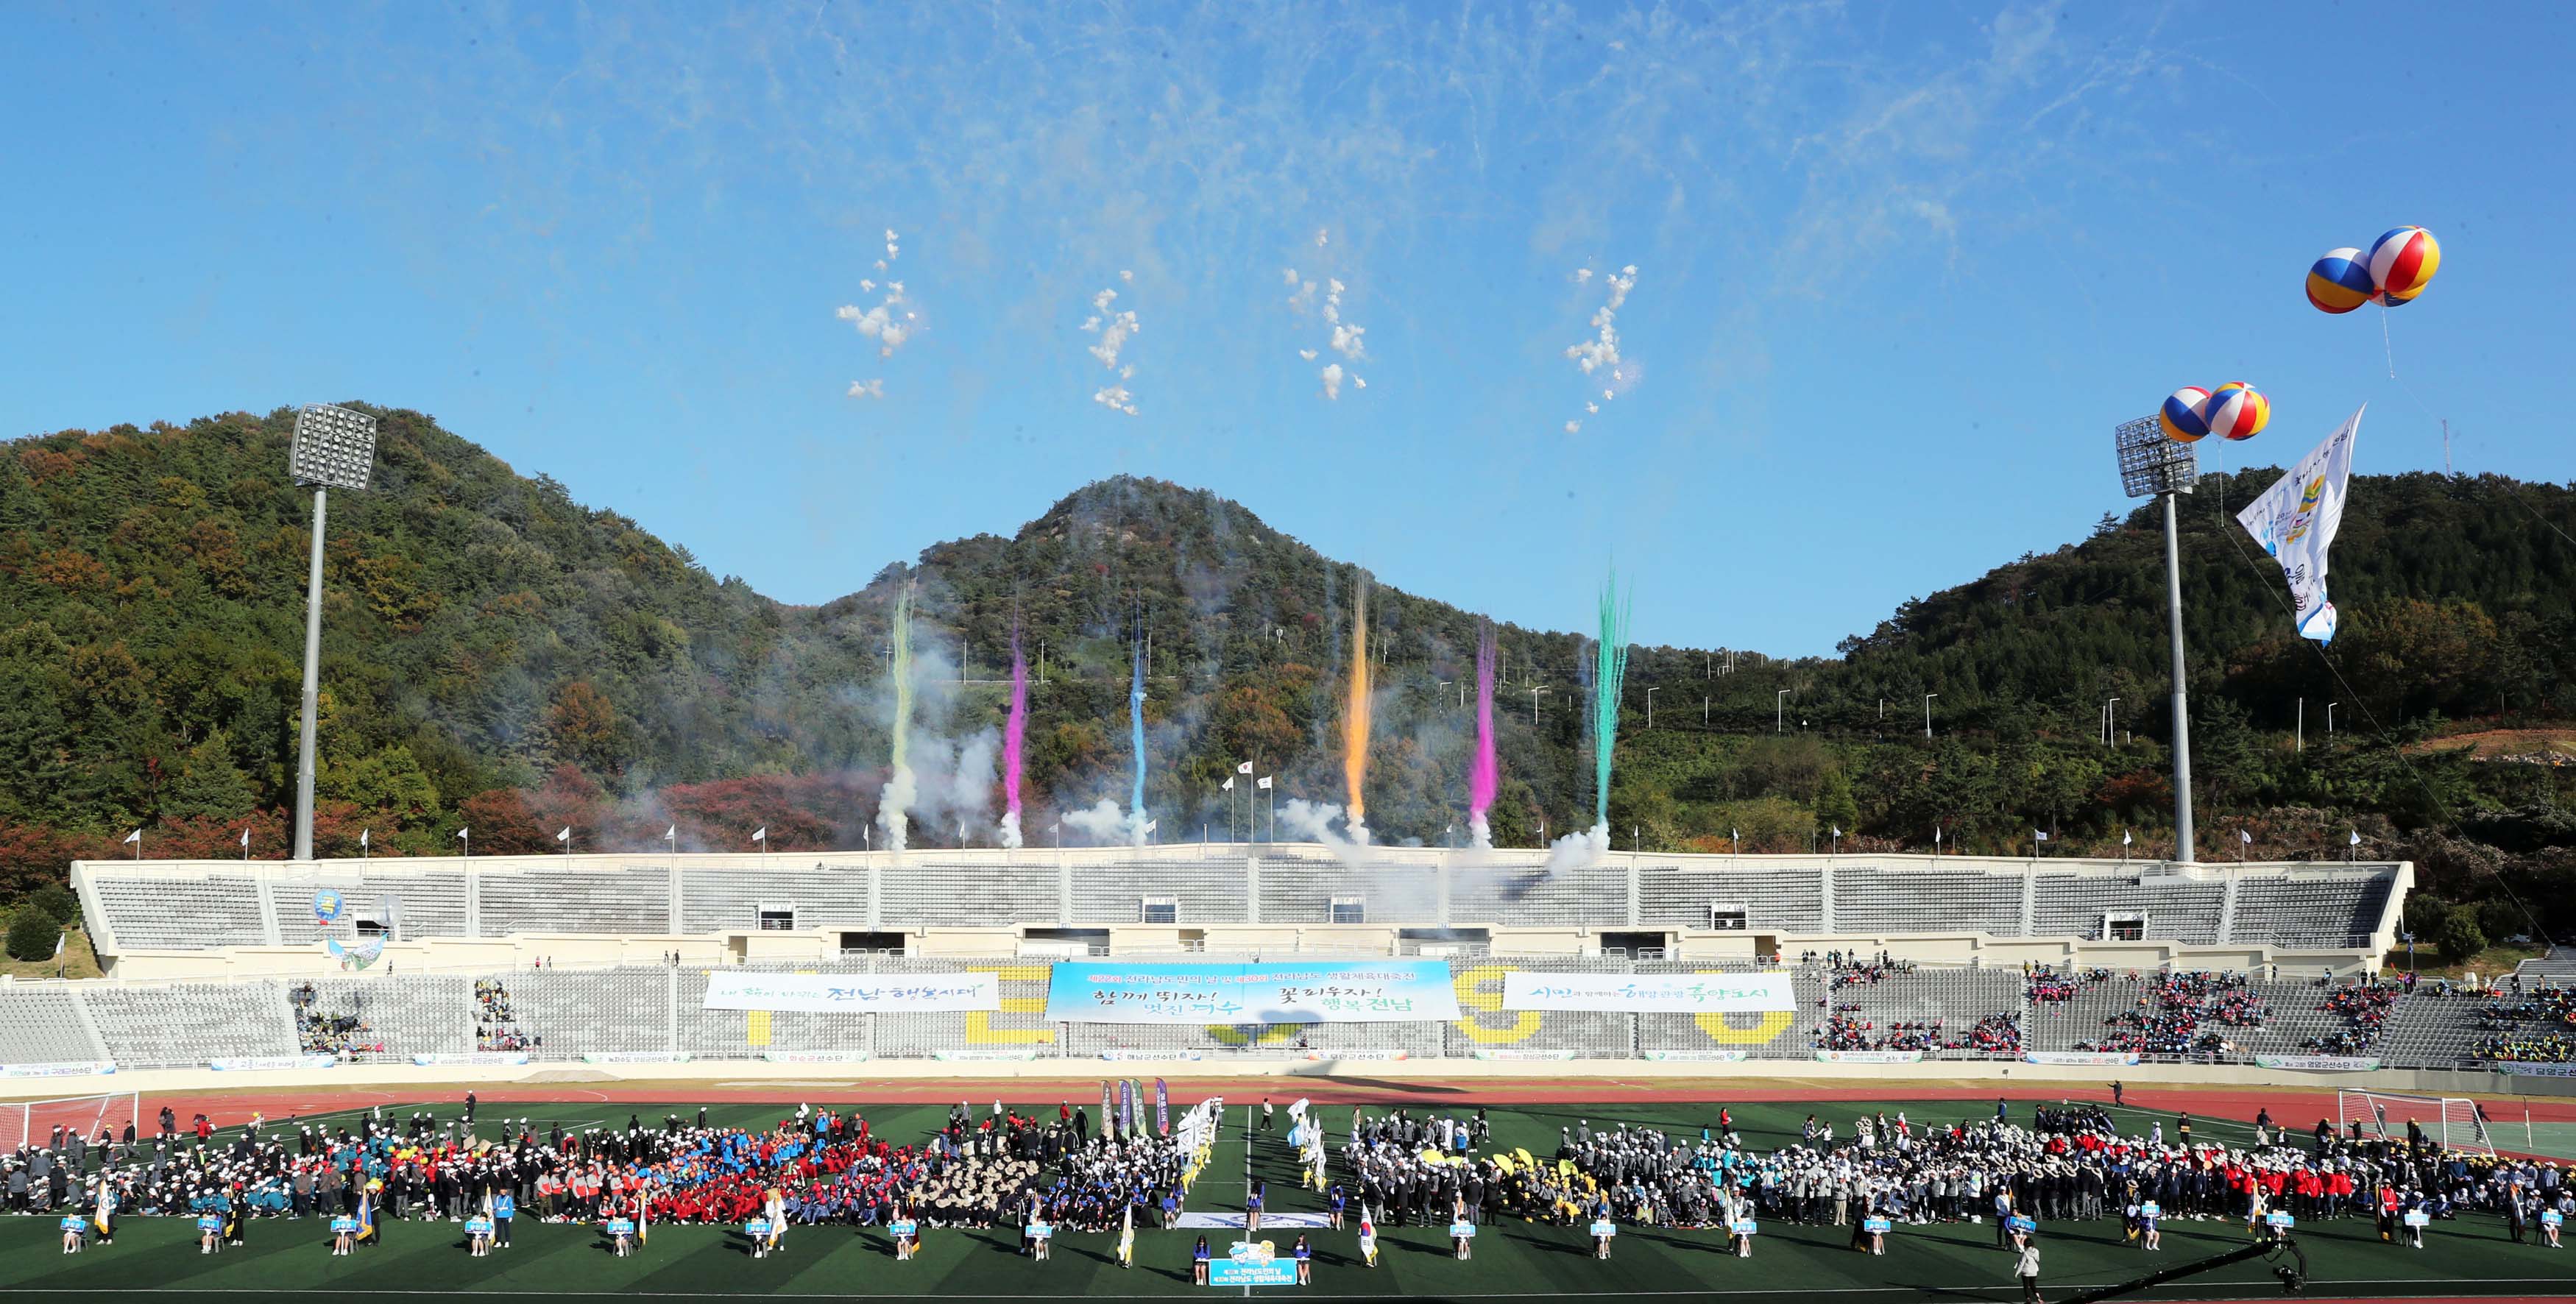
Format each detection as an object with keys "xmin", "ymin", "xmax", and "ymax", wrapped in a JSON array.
[
  {"xmin": 0, "ymin": 1091, "xmax": 141, "ymax": 1155},
  {"xmin": 2335, "ymin": 1088, "xmax": 2494, "ymax": 1154}
]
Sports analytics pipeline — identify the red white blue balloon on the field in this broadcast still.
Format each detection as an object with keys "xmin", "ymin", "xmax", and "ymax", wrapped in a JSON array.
[
  {"xmin": 2304, "ymin": 248, "xmax": 2374, "ymax": 314},
  {"xmin": 2367, "ymin": 226, "xmax": 2441, "ymax": 302},
  {"xmin": 2159, "ymin": 386, "xmax": 2212, "ymax": 443},
  {"xmin": 2204, "ymin": 382, "xmax": 2270, "ymax": 441}
]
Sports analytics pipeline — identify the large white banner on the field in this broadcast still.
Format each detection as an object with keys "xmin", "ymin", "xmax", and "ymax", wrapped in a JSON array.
[
  {"xmin": 1502, "ymin": 971, "xmax": 1797, "ymax": 1013},
  {"xmin": 1815, "ymin": 1049, "xmax": 1922, "ymax": 1064},
  {"xmin": 2255, "ymin": 1054, "xmax": 2380, "ymax": 1072},
  {"xmin": 1045, "ymin": 960, "xmax": 1459, "ymax": 1024},
  {"xmin": 0, "ymin": 1060, "xmax": 115, "ymax": 1079},
  {"xmin": 2237, "ymin": 405, "xmax": 2362, "ymax": 642},
  {"xmin": 2494, "ymin": 1062, "xmax": 2576, "ymax": 1080},
  {"xmin": 701, "ymin": 971, "xmax": 998, "ymax": 1014},
  {"xmin": 2023, "ymin": 1050, "xmax": 2140, "ymax": 1067}
]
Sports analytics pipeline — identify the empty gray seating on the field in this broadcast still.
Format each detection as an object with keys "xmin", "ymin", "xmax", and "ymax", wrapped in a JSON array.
[
  {"xmin": 1834, "ymin": 868, "xmax": 2023, "ymax": 936},
  {"xmin": 2031, "ymin": 874, "xmax": 2225, "ymax": 945},
  {"xmin": 1256, "ymin": 854, "xmax": 1439, "ymax": 925},
  {"xmin": 89, "ymin": 874, "xmax": 266, "ymax": 950},
  {"xmin": 1069, "ymin": 859, "xmax": 1253, "ymax": 925},
  {"xmin": 492, "ymin": 968, "xmax": 670, "ymax": 1058},
  {"xmin": 880, "ymin": 858, "xmax": 1059, "ymax": 926},
  {"xmin": 2232, "ymin": 876, "xmax": 2391, "ymax": 949},
  {"xmin": 1638, "ymin": 865, "xmax": 1824, "ymax": 932},
  {"xmin": 271, "ymin": 872, "xmax": 468, "ymax": 944},
  {"xmin": 79, "ymin": 981, "xmax": 296, "ymax": 1068},
  {"xmin": 0, "ymin": 988, "xmax": 108, "ymax": 1066},
  {"xmin": 477, "ymin": 867, "xmax": 671, "ymax": 937},
  {"xmin": 679, "ymin": 864, "xmax": 871, "ymax": 934}
]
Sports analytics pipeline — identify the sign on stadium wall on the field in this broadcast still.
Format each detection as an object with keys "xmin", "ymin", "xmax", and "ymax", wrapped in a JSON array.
[
  {"xmin": 2023, "ymin": 1051, "xmax": 2140, "ymax": 1067},
  {"xmin": 1501, "ymin": 971, "xmax": 1796, "ymax": 1014},
  {"xmin": 0, "ymin": 1060, "xmax": 115, "ymax": 1079},
  {"xmin": 581, "ymin": 1052, "xmax": 696, "ymax": 1065},
  {"xmin": 2254, "ymin": 1055, "xmax": 2382, "ymax": 1072},
  {"xmin": 1643, "ymin": 1049, "xmax": 1752, "ymax": 1062},
  {"xmin": 1471, "ymin": 1049, "xmax": 1578, "ymax": 1061},
  {"xmin": 1044, "ymin": 960, "xmax": 1462, "ymax": 1024},
  {"xmin": 208, "ymin": 1055, "xmax": 339, "ymax": 1071},
  {"xmin": 1815, "ymin": 1049, "xmax": 1923, "ymax": 1064},
  {"xmin": 2494, "ymin": 1062, "xmax": 2576, "ymax": 1079},
  {"xmin": 701, "ymin": 971, "xmax": 999, "ymax": 1014},
  {"xmin": 411, "ymin": 1052, "xmax": 530, "ymax": 1066},
  {"xmin": 760, "ymin": 1050, "xmax": 860, "ymax": 1063},
  {"xmin": 935, "ymin": 1048, "xmax": 1043, "ymax": 1061}
]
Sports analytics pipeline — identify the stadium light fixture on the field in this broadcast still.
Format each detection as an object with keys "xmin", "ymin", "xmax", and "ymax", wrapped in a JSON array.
[
  {"xmin": 287, "ymin": 403, "xmax": 380, "ymax": 862},
  {"xmin": 2112, "ymin": 413, "xmax": 2196, "ymax": 864}
]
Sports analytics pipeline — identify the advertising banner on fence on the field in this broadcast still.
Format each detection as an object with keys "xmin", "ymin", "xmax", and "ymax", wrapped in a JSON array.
[
  {"xmin": 701, "ymin": 971, "xmax": 999, "ymax": 1015},
  {"xmin": 411, "ymin": 1052, "xmax": 529, "ymax": 1066},
  {"xmin": 1643, "ymin": 1049, "xmax": 1752, "ymax": 1063},
  {"xmin": 1501, "ymin": 971, "xmax": 1796, "ymax": 1013},
  {"xmin": 2494, "ymin": 1062, "xmax": 2576, "ymax": 1079},
  {"xmin": 208, "ymin": 1055, "xmax": 339, "ymax": 1071},
  {"xmin": 0, "ymin": 1060, "xmax": 115, "ymax": 1079},
  {"xmin": 582, "ymin": 1052, "xmax": 696, "ymax": 1065},
  {"xmin": 1815, "ymin": 1049, "xmax": 1923, "ymax": 1064},
  {"xmin": 760, "ymin": 1050, "xmax": 858, "ymax": 1063},
  {"xmin": 2255, "ymin": 1055, "xmax": 2381, "ymax": 1072},
  {"xmin": 2023, "ymin": 1051, "xmax": 2140, "ymax": 1067},
  {"xmin": 1044, "ymin": 960, "xmax": 1462, "ymax": 1024}
]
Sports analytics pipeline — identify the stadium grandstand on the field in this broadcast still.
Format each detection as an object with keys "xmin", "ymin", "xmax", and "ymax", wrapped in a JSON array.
[{"xmin": 16, "ymin": 845, "xmax": 2567, "ymax": 1081}]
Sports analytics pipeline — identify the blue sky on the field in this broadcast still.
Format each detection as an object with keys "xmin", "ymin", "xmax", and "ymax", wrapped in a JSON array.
[{"xmin": 4, "ymin": 1, "xmax": 2566, "ymax": 657}]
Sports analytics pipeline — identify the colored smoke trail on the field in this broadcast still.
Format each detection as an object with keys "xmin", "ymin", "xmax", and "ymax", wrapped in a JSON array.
[
  {"xmin": 1001, "ymin": 621, "xmax": 1027, "ymax": 849},
  {"xmin": 879, "ymin": 583, "xmax": 916, "ymax": 853},
  {"xmin": 1128, "ymin": 624, "xmax": 1148, "ymax": 845},
  {"xmin": 1468, "ymin": 624, "xmax": 1498, "ymax": 848},
  {"xmin": 1341, "ymin": 573, "xmax": 1372, "ymax": 842},
  {"xmin": 1591, "ymin": 568, "xmax": 1632, "ymax": 829}
]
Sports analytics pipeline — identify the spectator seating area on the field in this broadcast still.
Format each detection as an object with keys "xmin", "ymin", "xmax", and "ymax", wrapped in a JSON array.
[
  {"xmin": 2, "ymin": 956, "xmax": 2566, "ymax": 1072},
  {"xmin": 68, "ymin": 849, "xmax": 2405, "ymax": 957}
]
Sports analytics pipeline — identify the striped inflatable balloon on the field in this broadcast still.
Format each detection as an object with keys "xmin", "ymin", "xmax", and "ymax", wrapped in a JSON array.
[
  {"xmin": 2159, "ymin": 386, "xmax": 2212, "ymax": 443},
  {"xmin": 2367, "ymin": 227, "xmax": 2440, "ymax": 302},
  {"xmin": 2304, "ymin": 247, "xmax": 2374, "ymax": 314},
  {"xmin": 2204, "ymin": 382, "xmax": 2269, "ymax": 441}
]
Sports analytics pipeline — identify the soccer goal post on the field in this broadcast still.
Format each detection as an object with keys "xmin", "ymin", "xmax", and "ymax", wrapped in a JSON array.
[
  {"xmin": 2335, "ymin": 1088, "xmax": 2494, "ymax": 1154},
  {"xmin": 0, "ymin": 1090, "xmax": 143, "ymax": 1155}
]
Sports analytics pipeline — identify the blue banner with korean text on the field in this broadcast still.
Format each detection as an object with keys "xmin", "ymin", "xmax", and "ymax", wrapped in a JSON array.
[{"xmin": 1045, "ymin": 960, "xmax": 1462, "ymax": 1024}]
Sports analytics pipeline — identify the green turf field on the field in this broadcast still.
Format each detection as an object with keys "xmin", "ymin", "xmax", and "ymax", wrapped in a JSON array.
[{"xmin": 4, "ymin": 1096, "xmax": 2572, "ymax": 1301}]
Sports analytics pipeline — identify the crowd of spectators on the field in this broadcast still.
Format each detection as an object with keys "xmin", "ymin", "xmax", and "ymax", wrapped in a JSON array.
[
  {"xmin": 2477, "ymin": 985, "xmax": 2576, "ymax": 1062},
  {"xmin": 474, "ymin": 979, "xmax": 537, "ymax": 1053},
  {"xmin": 2305, "ymin": 982, "xmax": 2401, "ymax": 1055},
  {"xmin": 289, "ymin": 982, "xmax": 382, "ymax": 1057},
  {"xmin": 2075, "ymin": 971, "xmax": 2268, "ymax": 1060}
]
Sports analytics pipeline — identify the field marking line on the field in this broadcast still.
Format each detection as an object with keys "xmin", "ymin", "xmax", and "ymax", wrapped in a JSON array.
[{"xmin": 14, "ymin": 1279, "xmax": 2576, "ymax": 1301}]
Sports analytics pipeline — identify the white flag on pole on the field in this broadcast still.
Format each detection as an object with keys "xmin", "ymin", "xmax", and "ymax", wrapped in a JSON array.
[
  {"xmin": 2034, "ymin": 830, "xmax": 2048, "ymax": 842},
  {"xmin": 1830, "ymin": 826, "xmax": 1841, "ymax": 838},
  {"xmin": 2122, "ymin": 829, "xmax": 2133, "ymax": 846},
  {"xmin": 1236, "ymin": 762, "xmax": 1253, "ymax": 775},
  {"xmin": 665, "ymin": 823, "xmax": 678, "ymax": 842},
  {"xmin": 2240, "ymin": 829, "xmax": 2253, "ymax": 844},
  {"xmin": 53, "ymin": 933, "xmax": 66, "ymax": 958},
  {"xmin": 1255, "ymin": 776, "xmax": 1273, "ymax": 790},
  {"xmin": 751, "ymin": 827, "xmax": 767, "ymax": 844},
  {"xmin": 2236, "ymin": 405, "xmax": 2362, "ymax": 642},
  {"xmin": 358, "ymin": 828, "xmax": 369, "ymax": 849},
  {"xmin": 556, "ymin": 826, "xmax": 572, "ymax": 844},
  {"xmin": 1222, "ymin": 776, "xmax": 1235, "ymax": 791},
  {"xmin": 1142, "ymin": 819, "xmax": 1158, "ymax": 835},
  {"xmin": 123, "ymin": 829, "xmax": 141, "ymax": 845},
  {"xmin": 457, "ymin": 826, "xmax": 470, "ymax": 840},
  {"xmin": 238, "ymin": 827, "xmax": 250, "ymax": 848},
  {"xmin": 2349, "ymin": 829, "xmax": 2362, "ymax": 846}
]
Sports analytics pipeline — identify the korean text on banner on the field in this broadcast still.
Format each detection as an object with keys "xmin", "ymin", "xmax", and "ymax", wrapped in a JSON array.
[
  {"xmin": 2236, "ymin": 406, "xmax": 2361, "ymax": 642},
  {"xmin": 1501, "ymin": 971, "xmax": 1795, "ymax": 1013},
  {"xmin": 701, "ymin": 971, "xmax": 999, "ymax": 1014},
  {"xmin": 1044, "ymin": 960, "xmax": 1462, "ymax": 1024}
]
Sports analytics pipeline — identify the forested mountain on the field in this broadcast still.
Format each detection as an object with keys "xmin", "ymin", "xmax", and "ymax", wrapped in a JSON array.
[{"xmin": 4, "ymin": 405, "xmax": 2571, "ymax": 944}]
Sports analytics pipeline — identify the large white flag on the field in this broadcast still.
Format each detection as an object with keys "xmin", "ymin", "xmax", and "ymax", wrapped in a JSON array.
[{"xmin": 2237, "ymin": 405, "xmax": 2361, "ymax": 642}]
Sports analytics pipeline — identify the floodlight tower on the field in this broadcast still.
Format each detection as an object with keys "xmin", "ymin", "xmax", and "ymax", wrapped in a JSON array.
[
  {"xmin": 2112, "ymin": 414, "xmax": 2196, "ymax": 864},
  {"xmin": 286, "ymin": 404, "xmax": 381, "ymax": 862}
]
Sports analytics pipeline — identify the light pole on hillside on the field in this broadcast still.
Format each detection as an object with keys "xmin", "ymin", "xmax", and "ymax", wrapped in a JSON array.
[
  {"xmin": 286, "ymin": 404, "xmax": 379, "ymax": 862},
  {"xmin": 2112, "ymin": 412, "xmax": 2198, "ymax": 864},
  {"xmin": 1924, "ymin": 693, "xmax": 1938, "ymax": 740},
  {"xmin": 1646, "ymin": 687, "xmax": 1657, "ymax": 729},
  {"xmin": 1776, "ymin": 690, "xmax": 1791, "ymax": 734}
]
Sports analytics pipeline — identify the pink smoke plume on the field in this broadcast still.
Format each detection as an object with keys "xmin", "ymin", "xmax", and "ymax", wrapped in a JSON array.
[
  {"xmin": 1005, "ymin": 627, "xmax": 1027, "ymax": 818},
  {"xmin": 1468, "ymin": 626, "xmax": 1498, "ymax": 844}
]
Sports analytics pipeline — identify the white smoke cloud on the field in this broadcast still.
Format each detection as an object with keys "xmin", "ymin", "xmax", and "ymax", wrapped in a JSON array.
[
  {"xmin": 999, "ymin": 809, "xmax": 1023, "ymax": 851},
  {"xmin": 1543, "ymin": 822, "xmax": 1611, "ymax": 876},
  {"xmin": 837, "ymin": 227, "xmax": 922, "ymax": 394},
  {"xmin": 1080, "ymin": 280, "xmax": 1142, "ymax": 414},
  {"xmin": 1561, "ymin": 263, "xmax": 1641, "ymax": 429},
  {"xmin": 1276, "ymin": 798, "xmax": 1376, "ymax": 866},
  {"xmin": 1283, "ymin": 243, "xmax": 1367, "ymax": 399},
  {"xmin": 1469, "ymin": 813, "xmax": 1492, "ymax": 849},
  {"xmin": 877, "ymin": 763, "xmax": 914, "ymax": 852},
  {"xmin": 1063, "ymin": 797, "xmax": 1150, "ymax": 846}
]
